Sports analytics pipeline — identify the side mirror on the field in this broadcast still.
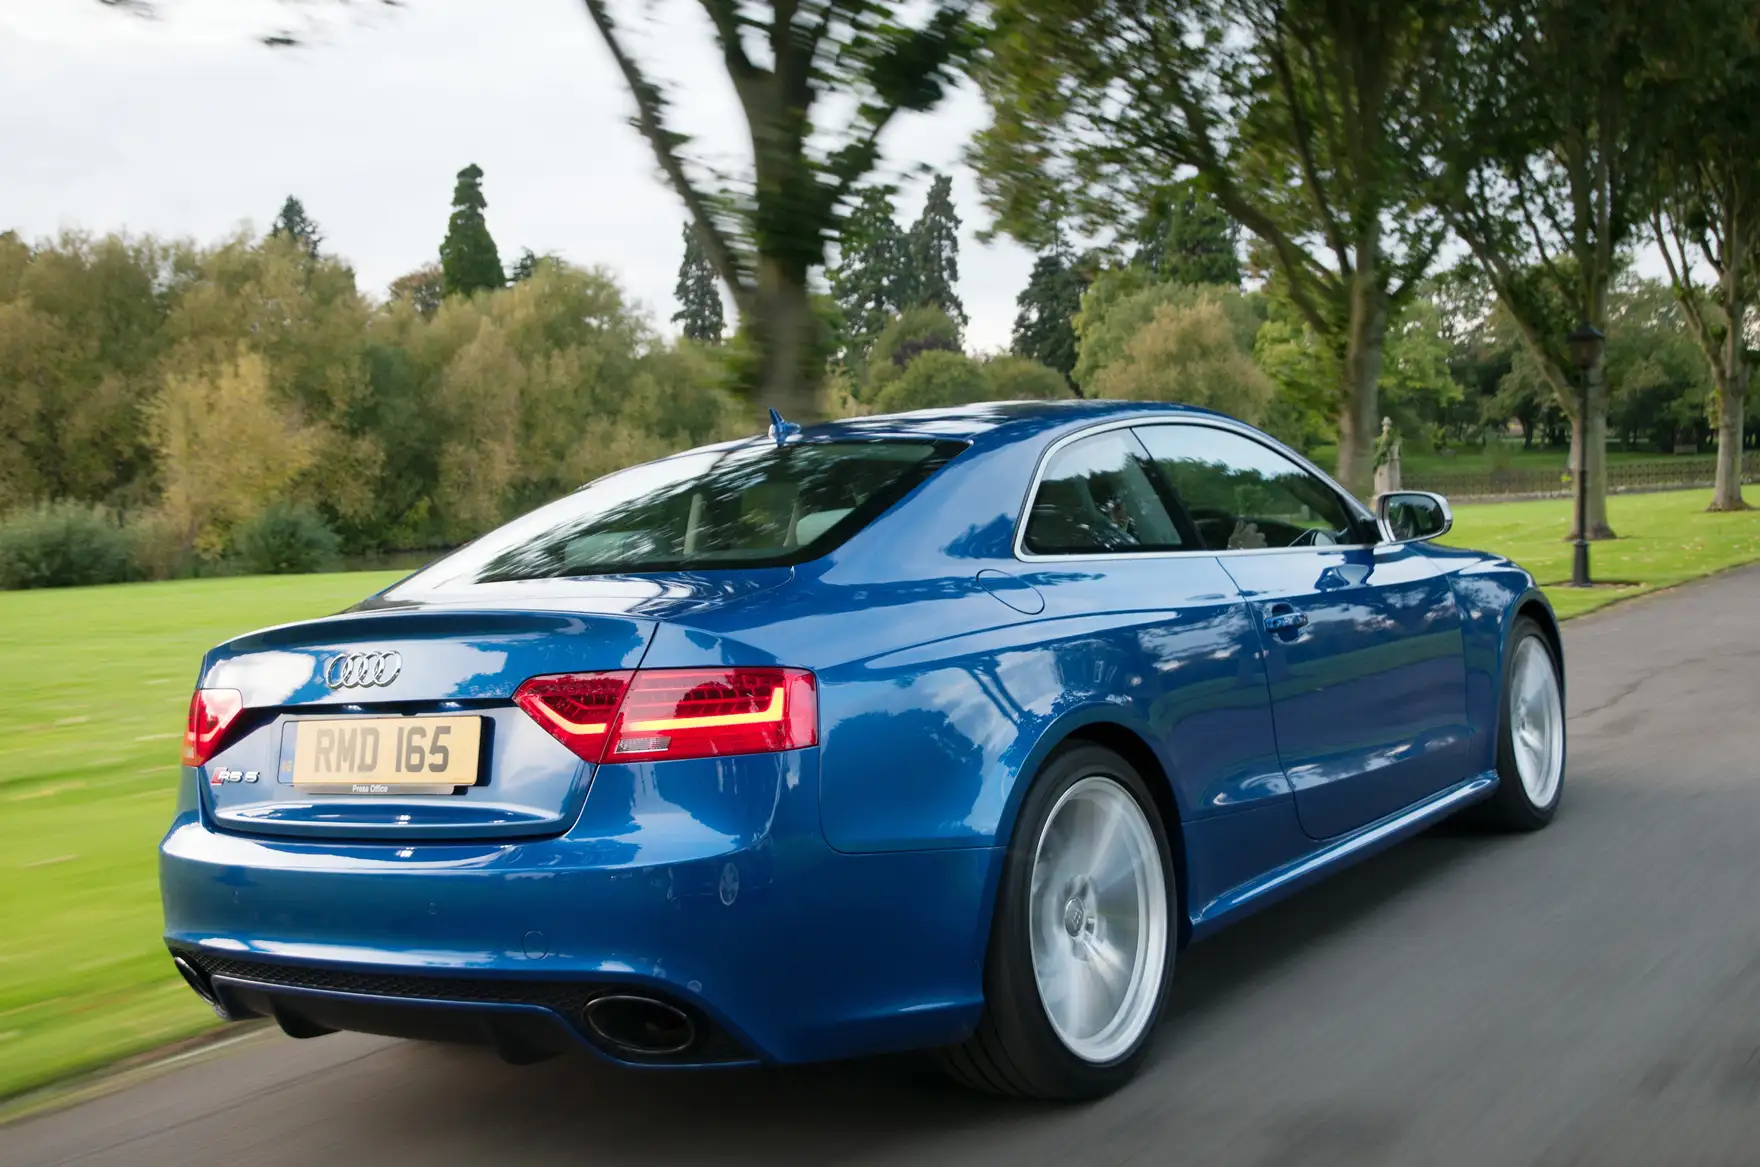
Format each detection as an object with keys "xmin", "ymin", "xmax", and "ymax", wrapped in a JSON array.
[{"xmin": 1376, "ymin": 491, "xmax": 1452, "ymax": 544}]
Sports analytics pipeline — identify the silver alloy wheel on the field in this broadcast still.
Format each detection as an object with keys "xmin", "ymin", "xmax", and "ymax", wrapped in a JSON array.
[
  {"xmin": 1509, "ymin": 636, "xmax": 1565, "ymax": 808},
  {"xmin": 1028, "ymin": 775, "xmax": 1168, "ymax": 1064}
]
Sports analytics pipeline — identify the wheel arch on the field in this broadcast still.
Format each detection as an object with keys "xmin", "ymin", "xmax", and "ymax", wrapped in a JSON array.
[
  {"xmin": 1029, "ymin": 719, "xmax": 1192, "ymax": 949},
  {"xmin": 1512, "ymin": 588, "xmax": 1565, "ymax": 703}
]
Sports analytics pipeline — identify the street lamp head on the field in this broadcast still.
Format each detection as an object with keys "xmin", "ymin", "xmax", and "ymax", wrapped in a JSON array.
[{"xmin": 1567, "ymin": 322, "xmax": 1605, "ymax": 373}]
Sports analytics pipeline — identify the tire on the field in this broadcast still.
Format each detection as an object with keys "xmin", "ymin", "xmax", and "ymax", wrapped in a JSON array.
[
  {"xmin": 939, "ymin": 743, "xmax": 1176, "ymax": 1100},
  {"xmin": 1476, "ymin": 615, "xmax": 1566, "ymax": 831}
]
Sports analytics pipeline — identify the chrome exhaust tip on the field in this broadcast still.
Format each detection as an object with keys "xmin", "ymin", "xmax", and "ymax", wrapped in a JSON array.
[
  {"xmin": 172, "ymin": 955, "xmax": 215, "ymax": 1004},
  {"xmin": 582, "ymin": 994, "xmax": 696, "ymax": 1057}
]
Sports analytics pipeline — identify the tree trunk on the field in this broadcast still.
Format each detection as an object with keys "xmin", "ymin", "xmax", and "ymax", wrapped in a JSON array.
[
  {"xmin": 753, "ymin": 258, "xmax": 823, "ymax": 424},
  {"xmin": 1711, "ymin": 358, "xmax": 1749, "ymax": 511},
  {"xmin": 1335, "ymin": 246, "xmax": 1388, "ymax": 501},
  {"xmin": 1710, "ymin": 287, "xmax": 1750, "ymax": 511},
  {"xmin": 1566, "ymin": 362, "xmax": 1615, "ymax": 540}
]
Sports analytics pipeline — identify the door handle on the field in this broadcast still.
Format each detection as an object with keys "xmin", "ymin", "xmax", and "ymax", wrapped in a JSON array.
[{"xmin": 1264, "ymin": 606, "xmax": 1308, "ymax": 634}]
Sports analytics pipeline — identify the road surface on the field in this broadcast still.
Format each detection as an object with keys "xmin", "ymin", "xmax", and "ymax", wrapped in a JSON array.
[{"xmin": 7, "ymin": 566, "xmax": 1760, "ymax": 1166}]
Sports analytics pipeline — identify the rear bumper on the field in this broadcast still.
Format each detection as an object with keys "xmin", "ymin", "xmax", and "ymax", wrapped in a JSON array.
[{"xmin": 160, "ymin": 750, "xmax": 1002, "ymax": 1066}]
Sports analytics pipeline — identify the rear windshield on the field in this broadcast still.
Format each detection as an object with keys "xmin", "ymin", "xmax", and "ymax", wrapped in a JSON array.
[{"xmin": 389, "ymin": 438, "xmax": 965, "ymax": 587}]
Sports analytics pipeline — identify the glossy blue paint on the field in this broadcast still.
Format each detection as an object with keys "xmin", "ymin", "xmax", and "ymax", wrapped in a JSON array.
[{"xmin": 161, "ymin": 400, "xmax": 1550, "ymax": 1069}]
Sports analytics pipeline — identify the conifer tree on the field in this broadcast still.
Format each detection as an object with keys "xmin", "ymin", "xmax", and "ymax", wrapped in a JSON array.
[
  {"xmin": 907, "ymin": 173, "xmax": 965, "ymax": 328},
  {"xmin": 830, "ymin": 187, "xmax": 913, "ymax": 362},
  {"xmin": 439, "ymin": 163, "xmax": 504, "ymax": 298},
  {"xmin": 672, "ymin": 225, "xmax": 726, "ymax": 343},
  {"xmin": 268, "ymin": 195, "xmax": 322, "ymax": 259}
]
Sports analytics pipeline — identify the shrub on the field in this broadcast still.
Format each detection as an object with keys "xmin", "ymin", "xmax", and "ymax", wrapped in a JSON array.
[
  {"xmin": 231, "ymin": 502, "xmax": 342, "ymax": 575},
  {"xmin": 872, "ymin": 350, "xmax": 994, "ymax": 413},
  {"xmin": 0, "ymin": 502, "xmax": 137, "ymax": 589},
  {"xmin": 864, "ymin": 307, "xmax": 962, "ymax": 394},
  {"xmin": 981, "ymin": 355, "xmax": 1072, "ymax": 402}
]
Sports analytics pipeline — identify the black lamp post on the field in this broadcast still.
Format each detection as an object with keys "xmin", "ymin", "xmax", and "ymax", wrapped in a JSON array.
[{"xmin": 1566, "ymin": 322, "xmax": 1606, "ymax": 587}]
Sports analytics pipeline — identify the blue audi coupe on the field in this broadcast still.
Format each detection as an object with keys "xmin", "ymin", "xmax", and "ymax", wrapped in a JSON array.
[{"xmin": 162, "ymin": 400, "xmax": 1565, "ymax": 1099}]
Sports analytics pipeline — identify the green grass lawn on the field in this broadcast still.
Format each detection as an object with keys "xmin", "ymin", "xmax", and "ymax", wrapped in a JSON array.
[
  {"xmin": 1, "ymin": 488, "xmax": 1757, "ymax": 1100},
  {"xmin": 1443, "ymin": 489, "xmax": 1760, "ymax": 618},
  {"xmin": 0, "ymin": 572, "xmax": 401, "ymax": 1100}
]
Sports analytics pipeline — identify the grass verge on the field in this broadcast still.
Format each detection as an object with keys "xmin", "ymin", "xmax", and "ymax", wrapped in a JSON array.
[{"xmin": 1, "ymin": 487, "xmax": 1756, "ymax": 1100}]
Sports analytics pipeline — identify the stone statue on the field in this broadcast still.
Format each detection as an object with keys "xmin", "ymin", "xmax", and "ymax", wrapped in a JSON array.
[{"xmin": 1373, "ymin": 416, "xmax": 1402, "ymax": 497}]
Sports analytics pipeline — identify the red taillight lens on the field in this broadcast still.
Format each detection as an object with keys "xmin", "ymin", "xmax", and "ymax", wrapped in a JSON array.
[
  {"xmin": 182, "ymin": 688, "xmax": 243, "ymax": 767},
  {"xmin": 513, "ymin": 668, "xmax": 816, "ymax": 764},
  {"xmin": 513, "ymin": 671, "xmax": 633, "ymax": 763}
]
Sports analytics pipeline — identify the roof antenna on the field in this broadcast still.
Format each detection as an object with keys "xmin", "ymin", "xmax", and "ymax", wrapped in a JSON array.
[{"xmin": 767, "ymin": 407, "xmax": 801, "ymax": 446}]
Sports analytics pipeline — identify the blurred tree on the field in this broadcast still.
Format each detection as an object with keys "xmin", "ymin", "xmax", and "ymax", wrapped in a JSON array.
[
  {"xmin": 388, "ymin": 263, "xmax": 444, "ymax": 319},
  {"xmin": 439, "ymin": 163, "xmax": 504, "ymax": 298},
  {"xmin": 872, "ymin": 349, "xmax": 990, "ymax": 412},
  {"xmin": 580, "ymin": 0, "xmax": 970, "ymax": 422},
  {"xmin": 1012, "ymin": 242, "xmax": 1087, "ymax": 384},
  {"xmin": 831, "ymin": 187, "xmax": 913, "ymax": 364},
  {"xmin": 1072, "ymin": 270, "xmax": 1263, "ymax": 394},
  {"xmin": 864, "ymin": 305, "xmax": 962, "ymax": 396},
  {"xmin": 508, "ymin": 248, "xmax": 545, "ymax": 284},
  {"xmin": 268, "ymin": 195, "xmax": 323, "ymax": 259},
  {"xmin": 672, "ymin": 226, "xmax": 725, "ymax": 343},
  {"xmin": 981, "ymin": 354, "xmax": 1072, "ymax": 401},
  {"xmin": 1084, "ymin": 297, "xmax": 1275, "ymax": 423},
  {"xmin": 0, "ymin": 230, "xmax": 177, "ymax": 509},
  {"xmin": 1132, "ymin": 180, "xmax": 1240, "ymax": 288},
  {"xmin": 907, "ymin": 173, "xmax": 965, "ymax": 328},
  {"xmin": 147, "ymin": 348, "xmax": 319, "ymax": 558},
  {"xmin": 975, "ymin": 0, "xmax": 1452, "ymax": 496}
]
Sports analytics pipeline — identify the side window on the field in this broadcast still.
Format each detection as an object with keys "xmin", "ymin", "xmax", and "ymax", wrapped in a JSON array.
[
  {"xmin": 1134, "ymin": 425, "xmax": 1362, "ymax": 551},
  {"xmin": 1023, "ymin": 431, "xmax": 1185, "ymax": 555}
]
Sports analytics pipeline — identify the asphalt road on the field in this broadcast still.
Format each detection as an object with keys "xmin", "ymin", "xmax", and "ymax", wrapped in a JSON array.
[{"xmin": 8, "ymin": 566, "xmax": 1760, "ymax": 1166}]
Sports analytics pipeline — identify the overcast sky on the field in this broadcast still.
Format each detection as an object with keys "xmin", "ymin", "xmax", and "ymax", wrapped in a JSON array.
[{"xmin": 0, "ymin": 0, "xmax": 1038, "ymax": 350}]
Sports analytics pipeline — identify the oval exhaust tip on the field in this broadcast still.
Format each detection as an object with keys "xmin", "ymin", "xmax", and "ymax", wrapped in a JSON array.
[
  {"xmin": 583, "ymin": 994, "xmax": 696, "ymax": 1057},
  {"xmin": 172, "ymin": 956, "xmax": 216, "ymax": 1004}
]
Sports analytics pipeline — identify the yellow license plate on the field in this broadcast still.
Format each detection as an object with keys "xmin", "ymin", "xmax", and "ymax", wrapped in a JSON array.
[{"xmin": 291, "ymin": 715, "xmax": 482, "ymax": 794}]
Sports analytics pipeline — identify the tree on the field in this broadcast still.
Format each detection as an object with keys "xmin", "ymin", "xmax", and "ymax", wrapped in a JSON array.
[
  {"xmin": 1132, "ymin": 180, "xmax": 1240, "ymax": 288},
  {"xmin": 1085, "ymin": 298, "xmax": 1277, "ymax": 423},
  {"xmin": 147, "ymin": 349, "xmax": 319, "ymax": 558},
  {"xmin": 976, "ymin": 0, "xmax": 1453, "ymax": 496},
  {"xmin": 268, "ymin": 195, "xmax": 323, "ymax": 259},
  {"xmin": 865, "ymin": 305, "xmax": 962, "ymax": 395},
  {"xmin": 1649, "ymin": 18, "xmax": 1760, "ymax": 509},
  {"xmin": 1012, "ymin": 243, "xmax": 1087, "ymax": 383},
  {"xmin": 508, "ymin": 248, "xmax": 546, "ymax": 284},
  {"xmin": 1423, "ymin": 0, "xmax": 1725, "ymax": 537},
  {"xmin": 580, "ymin": 0, "xmax": 970, "ymax": 422},
  {"xmin": 672, "ymin": 226, "xmax": 725, "ymax": 343},
  {"xmin": 907, "ymin": 173, "xmax": 965, "ymax": 327},
  {"xmin": 831, "ymin": 186, "xmax": 914, "ymax": 363},
  {"xmin": 439, "ymin": 163, "xmax": 504, "ymax": 298},
  {"xmin": 1071, "ymin": 269, "xmax": 1263, "ymax": 393},
  {"xmin": 388, "ymin": 264, "xmax": 444, "ymax": 320}
]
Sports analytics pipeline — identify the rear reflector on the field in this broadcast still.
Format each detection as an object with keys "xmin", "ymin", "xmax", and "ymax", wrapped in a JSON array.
[
  {"xmin": 513, "ymin": 668, "xmax": 816, "ymax": 764},
  {"xmin": 183, "ymin": 688, "xmax": 244, "ymax": 767}
]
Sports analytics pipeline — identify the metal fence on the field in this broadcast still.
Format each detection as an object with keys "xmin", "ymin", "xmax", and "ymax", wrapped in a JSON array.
[{"xmin": 1404, "ymin": 452, "xmax": 1760, "ymax": 502}]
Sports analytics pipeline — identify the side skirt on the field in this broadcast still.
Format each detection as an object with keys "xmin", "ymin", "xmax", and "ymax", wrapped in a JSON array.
[{"xmin": 1187, "ymin": 771, "xmax": 1497, "ymax": 942}]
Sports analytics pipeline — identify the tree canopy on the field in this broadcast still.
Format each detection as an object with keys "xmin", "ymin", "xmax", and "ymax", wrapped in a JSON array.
[{"xmin": 672, "ymin": 225, "xmax": 726, "ymax": 344}]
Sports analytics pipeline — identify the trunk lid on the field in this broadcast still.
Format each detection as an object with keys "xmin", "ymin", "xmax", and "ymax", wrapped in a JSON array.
[{"xmin": 194, "ymin": 574, "xmax": 788, "ymax": 842}]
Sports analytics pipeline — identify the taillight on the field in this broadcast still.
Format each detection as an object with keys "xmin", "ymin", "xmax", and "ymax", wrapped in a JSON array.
[
  {"xmin": 513, "ymin": 668, "xmax": 816, "ymax": 764},
  {"xmin": 182, "ymin": 688, "xmax": 244, "ymax": 767},
  {"xmin": 512, "ymin": 671, "xmax": 633, "ymax": 762}
]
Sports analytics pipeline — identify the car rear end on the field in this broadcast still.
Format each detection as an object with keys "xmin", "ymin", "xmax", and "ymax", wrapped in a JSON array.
[{"xmin": 160, "ymin": 431, "xmax": 995, "ymax": 1067}]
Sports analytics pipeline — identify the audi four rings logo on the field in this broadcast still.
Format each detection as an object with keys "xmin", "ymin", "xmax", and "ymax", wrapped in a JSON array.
[{"xmin": 323, "ymin": 650, "xmax": 403, "ymax": 688}]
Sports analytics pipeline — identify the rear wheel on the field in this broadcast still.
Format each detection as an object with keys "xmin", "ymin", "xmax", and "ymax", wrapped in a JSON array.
[
  {"xmin": 939, "ymin": 744, "xmax": 1175, "ymax": 1099},
  {"xmin": 1478, "ymin": 616, "xmax": 1566, "ymax": 831}
]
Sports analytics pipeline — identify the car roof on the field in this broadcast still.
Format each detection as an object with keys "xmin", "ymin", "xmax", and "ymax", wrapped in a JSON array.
[{"xmin": 694, "ymin": 400, "xmax": 1234, "ymax": 453}]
